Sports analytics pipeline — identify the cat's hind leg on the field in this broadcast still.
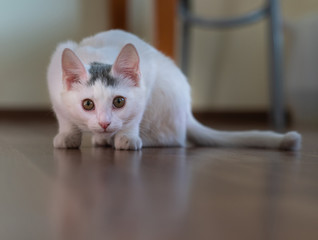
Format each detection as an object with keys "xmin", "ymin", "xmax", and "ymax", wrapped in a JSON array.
[
  {"xmin": 92, "ymin": 134, "xmax": 112, "ymax": 147},
  {"xmin": 53, "ymin": 111, "xmax": 82, "ymax": 149}
]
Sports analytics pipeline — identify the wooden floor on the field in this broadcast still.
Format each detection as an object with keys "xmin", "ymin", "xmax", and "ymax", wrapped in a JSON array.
[{"xmin": 0, "ymin": 117, "xmax": 317, "ymax": 240}]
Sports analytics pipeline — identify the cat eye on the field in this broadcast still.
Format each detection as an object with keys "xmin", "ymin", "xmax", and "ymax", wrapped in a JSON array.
[
  {"xmin": 113, "ymin": 96, "xmax": 126, "ymax": 108},
  {"xmin": 82, "ymin": 99, "xmax": 95, "ymax": 111}
]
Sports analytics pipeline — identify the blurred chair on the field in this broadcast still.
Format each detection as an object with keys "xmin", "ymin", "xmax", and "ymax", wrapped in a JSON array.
[{"xmin": 179, "ymin": 0, "xmax": 285, "ymax": 130}]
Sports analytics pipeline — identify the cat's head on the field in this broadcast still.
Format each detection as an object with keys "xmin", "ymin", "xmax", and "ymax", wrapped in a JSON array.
[{"xmin": 60, "ymin": 44, "xmax": 143, "ymax": 135}]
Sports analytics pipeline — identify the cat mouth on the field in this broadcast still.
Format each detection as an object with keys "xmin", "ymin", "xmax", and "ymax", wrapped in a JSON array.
[{"xmin": 97, "ymin": 129, "xmax": 114, "ymax": 134}]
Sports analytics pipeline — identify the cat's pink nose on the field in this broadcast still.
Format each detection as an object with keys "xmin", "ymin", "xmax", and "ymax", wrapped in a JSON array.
[{"xmin": 99, "ymin": 122, "xmax": 110, "ymax": 130}]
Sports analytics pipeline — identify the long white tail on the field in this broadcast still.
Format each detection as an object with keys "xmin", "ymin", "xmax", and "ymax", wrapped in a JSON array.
[{"xmin": 186, "ymin": 115, "xmax": 301, "ymax": 151}]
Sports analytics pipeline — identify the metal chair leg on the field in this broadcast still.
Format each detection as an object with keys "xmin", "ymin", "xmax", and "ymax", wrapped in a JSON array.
[
  {"xmin": 268, "ymin": 0, "xmax": 285, "ymax": 131},
  {"xmin": 179, "ymin": 0, "xmax": 286, "ymax": 130},
  {"xmin": 181, "ymin": 19, "xmax": 190, "ymax": 76}
]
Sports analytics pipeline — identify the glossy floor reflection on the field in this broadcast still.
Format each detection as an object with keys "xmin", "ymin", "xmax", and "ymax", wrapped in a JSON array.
[
  {"xmin": 0, "ymin": 119, "xmax": 317, "ymax": 240},
  {"xmin": 51, "ymin": 148, "xmax": 190, "ymax": 240}
]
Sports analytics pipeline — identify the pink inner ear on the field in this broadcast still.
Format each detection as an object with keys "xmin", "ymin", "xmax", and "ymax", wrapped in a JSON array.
[
  {"xmin": 62, "ymin": 48, "xmax": 87, "ymax": 90},
  {"xmin": 112, "ymin": 44, "xmax": 140, "ymax": 86}
]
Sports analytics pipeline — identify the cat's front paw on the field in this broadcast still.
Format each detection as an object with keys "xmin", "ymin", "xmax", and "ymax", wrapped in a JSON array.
[
  {"xmin": 114, "ymin": 134, "xmax": 142, "ymax": 150},
  {"xmin": 53, "ymin": 132, "xmax": 82, "ymax": 149}
]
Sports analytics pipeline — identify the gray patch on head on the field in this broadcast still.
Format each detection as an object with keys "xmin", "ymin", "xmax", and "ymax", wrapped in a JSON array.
[{"xmin": 88, "ymin": 62, "xmax": 118, "ymax": 87}]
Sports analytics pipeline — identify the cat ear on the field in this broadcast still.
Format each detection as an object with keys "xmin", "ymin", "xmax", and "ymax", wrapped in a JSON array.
[
  {"xmin": 61, "ymin": 48, "xmax": 87, "ymax": 90},
  {"xmin": 111, "ymin": 44, "xmax": 140, "ymax": 86}
]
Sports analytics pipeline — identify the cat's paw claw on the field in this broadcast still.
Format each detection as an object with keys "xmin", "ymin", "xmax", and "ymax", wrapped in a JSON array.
[
  {"xmin": 280, "ymin": 131, "xmax": 302, "ymax": 151},
  {"xmin": 114, "ymin": 135, "xmax": 142, "ymax": 150},
  {"xmin": 53, "ymin": 133, "xmax": 81, "ymax": 149}
]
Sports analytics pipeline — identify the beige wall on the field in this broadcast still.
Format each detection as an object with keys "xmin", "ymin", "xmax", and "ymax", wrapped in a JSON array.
[
  {"xmin": 0, "ymin": 0, "xmax": 317, "ymax": 113},
  {"xmin": 0, "ymin": 0, "xmax": 108, "ymax": 109}
]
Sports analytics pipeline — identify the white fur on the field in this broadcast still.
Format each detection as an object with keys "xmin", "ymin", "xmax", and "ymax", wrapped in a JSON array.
[{"xmin": 47, "ymin": 30, "xmax": 301, "ymax": 151}]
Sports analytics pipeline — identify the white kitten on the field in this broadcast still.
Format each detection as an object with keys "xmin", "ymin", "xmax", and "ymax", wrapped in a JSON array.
[{"xmin": 47, "ymin": 30, "xmax": 301, "ymax": 151}]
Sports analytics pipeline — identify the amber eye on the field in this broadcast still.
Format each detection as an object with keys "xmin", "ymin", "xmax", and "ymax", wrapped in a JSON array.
[
  {"xmin": 82, "ymin": 99, "xmax": 95, "ymax": 111},
  {"xmin": 113, "ymin": 96, "xmax": 126, "ymax": 108}
]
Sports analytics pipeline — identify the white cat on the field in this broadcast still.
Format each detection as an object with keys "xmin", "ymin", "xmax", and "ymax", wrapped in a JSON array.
[{"xmin": 47, "ymin": 30, "xmax": 301, "ymax": 151}]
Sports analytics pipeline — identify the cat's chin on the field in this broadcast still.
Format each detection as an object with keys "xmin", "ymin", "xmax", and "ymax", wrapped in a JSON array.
[{"xmin": 94, "ymin": 129, "xmax": 116, "ymax": 135}]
